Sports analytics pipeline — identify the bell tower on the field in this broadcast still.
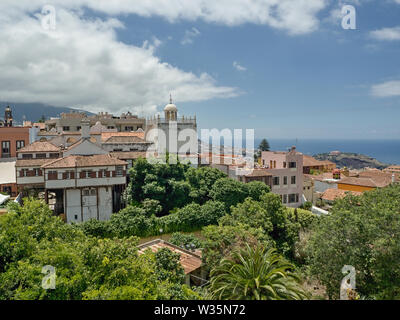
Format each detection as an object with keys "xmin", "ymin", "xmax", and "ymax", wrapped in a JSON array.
[{"xmin": 4, "ymin": 106, "xmax": 13, "ymax": 127}]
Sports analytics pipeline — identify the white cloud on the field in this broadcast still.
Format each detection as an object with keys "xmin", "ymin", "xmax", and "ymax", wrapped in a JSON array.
[
  {"xmin": 233, "ymin": 61, "xmax": 247, "ymax": 72},
  {"xmin": 181, "ymin": 27, "xmax": 201, "ymax": 45},
  {"xmin": 370, "ymin": 26, "xmax": 400, "ymax": 41},
  {"xmin": 371, "ymin": 81, "xmax": 400, "ymax": 97},
  {"xmin": 0, "ymin": 8, "xmax": 238, "ymax": 115},
  {"xmin": 0, "ymin": 0, "xmax": 328, "ymax": 35}
]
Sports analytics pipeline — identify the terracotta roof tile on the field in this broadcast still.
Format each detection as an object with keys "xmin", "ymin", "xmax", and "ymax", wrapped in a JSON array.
[
  {"xmin": 245, "ymin": 169, "xmax": 273, "ymax": 177},
  {"xmin": 103, "ymin": 136, "xmax": 150, "ymax": 144},
  {"xmin": 110, "ymin": 151, "xmax": 147, "ymax": 160},
  {"xmin": 16, "ymin": 159, "xmax": 54, "ymax": 167},
  {"xmin": 322, "ymin": 188, "xmax": 362, "ymax": 201},
  {"xmin": 137, "ymin": 239, "xmax": 202, "ymax": 275},
  {"xmin": 17, "ymin": 141, "xmax": 60, "ymax": 153},
  {"xmin": 101, "ymin": 132, "xmax": 145, "ymax": 142},
  {"xmin": 303, "ymin": 155, "xmax": 335, "ymax": 167},
  {"xmin": 41, "ymin": 154, "xmax": 127, "ymax": 169}
]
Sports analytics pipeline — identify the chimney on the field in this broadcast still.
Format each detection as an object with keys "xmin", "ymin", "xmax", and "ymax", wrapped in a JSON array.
[{"xmin": 81, "ymin": 120, "xmax": 90, "ymax": 140}]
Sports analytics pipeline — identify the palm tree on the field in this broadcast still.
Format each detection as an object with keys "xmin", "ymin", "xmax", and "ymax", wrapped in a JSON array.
[{"xmin": 209, "ymin": 245, "xmax": 308, "ymax": 300}]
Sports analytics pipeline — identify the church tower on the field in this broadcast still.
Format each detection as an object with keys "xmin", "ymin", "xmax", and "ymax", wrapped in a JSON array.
[
  {"xmin": 164, "ymin": 94, "xmax": 177, "ymax": 121},
  {"xmin": 4, "ymin": 106, "xmax": 13, "ymax": 127}
]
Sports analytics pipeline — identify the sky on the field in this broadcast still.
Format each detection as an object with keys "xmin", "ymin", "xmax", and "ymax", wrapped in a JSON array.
[{"xmin": 0, "ymin": 0, "xmax": 399, "ymax": 139}]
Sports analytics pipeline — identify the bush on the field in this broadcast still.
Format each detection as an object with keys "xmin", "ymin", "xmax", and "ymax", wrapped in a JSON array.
[{"xmin": 169, "ymin": 233, "xmax": 203, "ymax": 250}]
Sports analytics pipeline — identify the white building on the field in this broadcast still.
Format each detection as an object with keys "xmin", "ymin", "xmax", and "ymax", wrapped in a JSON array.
[
  {"xmin": 145, "ymin": 97, "xmax": 197, "ymax": 159},
  {"xmin": 15, "ymin": 137, "xmax": 127, "ymax": 223}
]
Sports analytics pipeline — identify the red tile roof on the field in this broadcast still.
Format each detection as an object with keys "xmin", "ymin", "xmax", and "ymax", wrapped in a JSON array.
[
  {"xmin": 41, "ymin": 154, "xmax": 127, "ymax": 169},
  {"xmin": 110, "ymin": 151, "xmax": 147, "ymax": 160},
  {"xmin": 321, "ymin": 188, "xmax": 362, "ymax": 201},
  {"xmin": 138, "ymin": 239, "xmax": 202, "ymax": 275},
  {"xmin": 17, "ymin": 141, "xmax": 60, "ymax": 153},
  {"xmin": 16, "ymin": 159, "xmax": 53, "ymax": 167},
  {"xmin": 303, "ymin": 155, "xmax": 335, "ymax": 167}
]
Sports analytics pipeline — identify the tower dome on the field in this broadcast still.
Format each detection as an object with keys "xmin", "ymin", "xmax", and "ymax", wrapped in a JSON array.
[{"xmin": 164, "ymin": 94, "xmax": 177, "ymax": 121}]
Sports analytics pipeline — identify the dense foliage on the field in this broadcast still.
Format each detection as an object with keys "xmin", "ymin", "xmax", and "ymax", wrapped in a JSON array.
[
  {"xmin": 306, "ymin": 184, "xmax": 400, "ymax": 299},
  {"xmin": 209, "ymin": 245, "xmax": 308, "ymax": 300},
  {"xmin": 0, "ymin": 199, "xmax": 199, "ymax": 300}
]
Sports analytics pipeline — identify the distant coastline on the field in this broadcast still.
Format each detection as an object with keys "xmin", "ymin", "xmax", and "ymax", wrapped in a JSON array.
[{"xmin": 254, "ymin": 139, "xmax": 400, "ymax": 165}]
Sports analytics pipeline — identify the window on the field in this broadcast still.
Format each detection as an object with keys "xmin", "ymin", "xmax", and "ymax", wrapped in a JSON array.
[
  {"xmin": 63, "ymin": 126, "xmax": 70, "ymax": 131},
  {"xmin": 66, "ymin": 171, "xmax": 74, "ymax": 179},
  {"xmin": 1, "ymin": 141, "xmax": 10, "ymax": 158},
  {"xmin": 76, "ymin": 126, "xmax": 81, "ymax": 131},
  {"xmin": 116, "ymin": 166, "xmax": 124, "ymax": 177},
  {"xmin": 20, "ymin": 169, "xmax": 29, "ymax": 177},
  {"xmin": 107, "ymin": 126, "xmax": 114, "ymax": 129},
  {"xmin": 74, "ymin": 215, "xmax": 78, "ymax": 220},
  {"xmin": 288, "ymin": 194, "xmax": 299, "ymax": 203},
  {"xmin": 48, "ymin": 171, "xmax": 58, "ymax": 180},
  {"xmin": 291, "ymin": 176, "xmax": 296, "ymax": 185},
  {"xmin": 283, "ymin": 162, "xmax": 287, "ymax": 168},
  {"xmin": 83, "ymin": 188, "xmax": 96, "ymax": 196},
  {"xmin": 113, "ymin": 149, "xmax": 123, "ymax": 152},
  {"xmin": 289, "ymin": 162, "xmax": 297, "ymax": 168},
  {"xmin": 273, "ymin": 177, "xmax": 280, "ymax": 186},
  {"xmin": 33, "ymin": 168, "xmax": 41, "ymax": 176},
  {"xmin": 283, "ymin": 176, "xmax": 288, "ymax": 185},
  {"xmin": 36, "ymin": 153, "xmax": 46, "ymax": 159},
  {"xmin": 49, "ymin": 153, "xmax": 59, "ymax": 158},
  {"xmin": 16, "ymin": 140, "xmax": 25, "ymax": 150},
  {"xmin": 22, "ymin": 153, "xmax": 33, "ymax": 159},
  {"xmin": 125, "ymin": 126, "xmax": 134, "ymax": 131},
  {"xmin": 283, "ymin": 194, "xmax": 288, "ymax": 204}
]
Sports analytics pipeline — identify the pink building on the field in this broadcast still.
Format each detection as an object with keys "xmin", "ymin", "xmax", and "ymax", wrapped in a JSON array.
[{"xmin": 261, "ymin": 147, "xmax": 304, "ymax": 208}]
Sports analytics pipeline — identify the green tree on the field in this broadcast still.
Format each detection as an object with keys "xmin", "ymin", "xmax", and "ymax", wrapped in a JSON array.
[
  {"xmin": 259, "ymin": 139, "xmax": 270, "ymax": 152},
  {"xmin": 169, "ymin": 233, "xmax": 203, "ymax": 250},
  {"xmin": 185, "ymin": 167, "xmax": 227, "ymax": 204},
  {"xmin": 306, "ymin": 185, "xmax": 400, "ymax": 299},
  {"xmin": 245, "ymin": 181, "xmax": 270, "ymax": 201},
  {"xmin": 209, "ymin": 245, "xmax": 308, "ymax": 300},
  {"xmin": 209, "ymin": 178, "xmax": 248, "ymax": 211}
]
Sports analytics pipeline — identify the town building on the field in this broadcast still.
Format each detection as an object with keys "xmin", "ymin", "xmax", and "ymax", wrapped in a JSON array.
[
  {"xmin": 15, "ymin": 134, "xmax": 128, "ymax": 223},
  {"xmin": 145, "ymin": 97, "xmax": 197, "ymax": 157},
  {"xmin": 45, "ymin": 111, "xmax": 146, "ymax": 133},
  {"xmin": 0, "ymin": 106, "xmax": 35, "ymax": 159},
  {"xmin": 0, "ymin": 159, "xmax": 17, "ymax": 196},
  {"xmin": 383, "ymin": 165, "xmax": 400, "ymax": 174},
  {"xmin": 337, "ymin": 169, "xmax": 399, "ymax": 193},
  {"xmin": 260, "ymin": 147, "xmax": 304, "ymax": 208},
  {"xmin": 302, "ymin": 155, "xmax": 336, "ymax": 174}
]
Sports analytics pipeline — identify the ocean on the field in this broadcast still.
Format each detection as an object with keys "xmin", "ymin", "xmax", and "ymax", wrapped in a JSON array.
[{"xmin": 254, "ymin": 139, "xmax": 400, "ymax": 165}]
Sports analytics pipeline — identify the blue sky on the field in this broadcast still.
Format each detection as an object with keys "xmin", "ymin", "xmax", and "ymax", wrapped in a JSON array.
[
  {"xmin": 116, "ymin": 2, "xmax": 400, "ymax": 140},
  {"xmin": 1, "ymin": 1, "xmax": 400, "ymax": 139}
]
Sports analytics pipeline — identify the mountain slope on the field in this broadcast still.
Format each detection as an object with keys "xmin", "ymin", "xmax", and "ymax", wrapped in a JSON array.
[{"xmin": 0, "ymin": 102, "xmax": 94, "ymax": 124}]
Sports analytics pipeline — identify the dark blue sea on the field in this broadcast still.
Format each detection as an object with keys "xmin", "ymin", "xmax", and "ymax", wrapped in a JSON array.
[{"xmin": 254, "ymin": 139, "xmax": 400, "ymax": 165}]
